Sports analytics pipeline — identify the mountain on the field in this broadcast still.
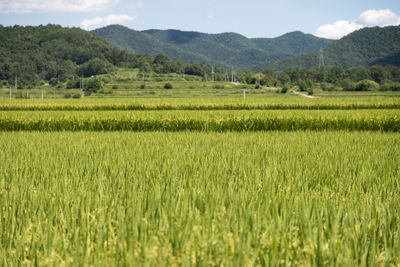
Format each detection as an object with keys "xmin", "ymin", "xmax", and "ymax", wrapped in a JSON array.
[
  {"xmin": 255, "ymin": 25, "xmax": 400, "ymax": 71},
  {"xmin": 0, "ymin": 24, "xmax": 118, "ymax": 83},
  {"xmin": 93, "ymin": 25, "xmax": 333, "ymax": 70},
  {"xmin": 92, "ymin": 25, "xmax": 212, "ymax": 66}
]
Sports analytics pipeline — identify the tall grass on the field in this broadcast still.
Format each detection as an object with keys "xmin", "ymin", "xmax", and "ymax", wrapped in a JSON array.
[
  {"xmin": 0, "ymin": 132, "xmax": 399, "ymax": 265},
  {"xmin": 1, "ymin": 95, "xmax": 399, "ymax": 110},
  {"xmin": 0, "ymin": 116, "xmax": 398, "ymax": 131}
]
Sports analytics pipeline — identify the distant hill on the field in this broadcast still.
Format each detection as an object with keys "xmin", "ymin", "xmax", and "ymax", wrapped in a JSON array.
[
  {"xmin": 0, "ymin": 24, "xmax": 117, "ymax": 83},
  {"xmin": 255, "ymin": 25, "xmax": 400, "ymax": 71},
  {"xmin": 93, "ymin": 25, "xmax": 333, "ymax": 70}
]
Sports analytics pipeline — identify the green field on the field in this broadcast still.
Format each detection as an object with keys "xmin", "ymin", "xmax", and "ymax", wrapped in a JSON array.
[
  {"xmin": 1, "ymin": 93, "xmax": 400, "ymax": 110},
  {"xmin": 1, "ymin": 132, "xmax": 399, "ymax": 265},
  {"xmin": 1, "ymin": 92, "xmax": 400, "ymax": 265}
]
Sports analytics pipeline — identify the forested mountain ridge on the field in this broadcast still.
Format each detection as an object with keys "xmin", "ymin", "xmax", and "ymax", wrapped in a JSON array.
[
  {"xmin": 0, "ymin": 24, "xmax": 228, "ymax": 86},
  {"xmin": 92, "ymin": 25, "xmax": 213, "ymax": 67},
  {"xmin": 94, "ymin": 25, "xmax": 333, "ymax": 69},
  {"xmin": 254, "ymin": 25, "xmax": 400, "ymax": 71},
  {"xmin": 0, "ymin": 24, "xmax": 117, "ymax": 84}
]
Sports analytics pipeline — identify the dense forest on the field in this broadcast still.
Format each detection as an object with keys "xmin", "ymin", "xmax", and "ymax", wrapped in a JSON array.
[
  {"xmin": 0, "ymin": 25, "xmax": 225, "ymax": 88},
  {"xmin": 94, "ymin": 25, "xmax": 332, "ymax": 70},
  {"xmin": 255, "ymin": 25, "xmax": 400, "ymax": 71}
]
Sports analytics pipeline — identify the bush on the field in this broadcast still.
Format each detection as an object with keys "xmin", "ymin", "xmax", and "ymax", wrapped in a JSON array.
[
  {"xmin": 64, "ymin": 93, "xmax": 72, "ymax": 98},
  {"xmin": 72, "ymin": 93, "xmax": 81, "ymax": 99},
  {"xmin": 353, "ymin": 80, "xmax": 380, "ymax": 91},
  {"xmin": 320, "ymin": 82, "xmax": 336, "ymax": 91},
  {"xmin": 280, "ymin": 85, "xmax": 289, "ymax": 94},
  {"xmin": 49, "ymin": 77, "xmax": 59, "ymax": 86},
  {"xmin": 84, "ymin": 78, "xmax": 102, "ymax": 95},
  {"xmin": 139, "ymin": 84, "xmax": 146, "ymax": 89},
  {"xmin": 298, "ymin": 80, "xmax": 309, "ymax": 92},
  {"xmin": 380, "ymin": 82, "xmax": 400, "ymax": 91},
  {"xmin": 213, "ymin": 85, "xmax": 225, "ymax": 89},
  {"xmin": 164, "ymin": 83, "xmax": 173, "ymax": 89},
  {"xmin": 112, "ymin": 85, "xmax": 118, "ymax": 90},
  {"xmin": 66, "ymin": 79, "xmax": 80, "ymax": 89}
]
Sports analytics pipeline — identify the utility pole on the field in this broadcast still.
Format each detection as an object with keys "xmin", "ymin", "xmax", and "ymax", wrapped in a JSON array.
[
  {"xmin": 211, "ymin": 66, "xmax": 215, "ymax": 82},
  {"xmin": 41, "ymin": 90, "xmax": 44, "ymax": 100},
  {"xmin": 15, "ymin": 76, "xmax": 17, "ymax": 91},
  {"xmin": 243, "ymin": 87, "xmax": 246, "ymax": 99},
  {"xmin": 231, "ymin": 67, "xmax": 234, "ymax": 82},
  {"xmin": 9, "ymin": 87, "xmax": 11, "ymax": 100},
  {"xmin": 81, "ymin": 75, "xmax": 84, "ymax": 98}
]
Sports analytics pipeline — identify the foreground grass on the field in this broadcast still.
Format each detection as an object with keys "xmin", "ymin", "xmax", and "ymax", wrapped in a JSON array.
[{"xmin": 0, "ymin": 131, "xmax": 399, "ymax": 265}]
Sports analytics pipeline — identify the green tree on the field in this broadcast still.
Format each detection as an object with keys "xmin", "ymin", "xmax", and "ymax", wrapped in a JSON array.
[{"xmin": 84, "ymin": 78, "xmax": 102, "ymax": 95}]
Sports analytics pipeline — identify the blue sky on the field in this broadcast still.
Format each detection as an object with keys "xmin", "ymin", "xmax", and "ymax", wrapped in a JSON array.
[{"xmin": 0, "ymin": 0, "xmax": 399, "ymax": 39}]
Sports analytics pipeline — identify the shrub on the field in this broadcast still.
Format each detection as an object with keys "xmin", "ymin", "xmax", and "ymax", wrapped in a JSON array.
[
  {"xmin": 280, "ymin": 85, "xmax": 289, "ymax": 94},
  {"xmin": 139, "ymin": 84, "xmax": 146, "ymax": 89},
  {"xmin": 84, "ymin": 78, "xmax": 102, "ymax": 95},
  {"xmin": 72, "ymin": 93, "xmax": 81, "ymax": 99},
  {"xmin": 66, "ymin": 79, "xmax": 80, "ymax": 89},
  {"xmin": 112, "ymin": 85, "xmax": 118, "ymax": 90},
  {"xmin": 64, "ymin": 93, "xmax": 72, "ymax": 98},
  {"xmin": 298, "ymin": 80, "xmax": 309, "ymax": 92},
  {"xmin": 320, "ymin": 82, "xmax": 336, "ymax": 91},
  {"xmin": 353, "ymin": 80, "xmax": 380, "ymax": 91},
  {"xmin": 164, "ymin": 83, "xmax": 173, "ymax": 89},
  {"xmin": 380, "ymin": 82, "xmax": 400, "ymax": 91}
]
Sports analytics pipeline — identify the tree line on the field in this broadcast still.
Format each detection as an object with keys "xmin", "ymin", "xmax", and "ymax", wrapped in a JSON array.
[{"xmin": 236, "ymin": 65, "xmax": 400, "ymax": 92}]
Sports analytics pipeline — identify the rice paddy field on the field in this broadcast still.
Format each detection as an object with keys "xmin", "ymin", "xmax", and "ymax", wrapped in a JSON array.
[{"xmin": 1, "ymin": 92, "xmax": 400, "ymax": 266}]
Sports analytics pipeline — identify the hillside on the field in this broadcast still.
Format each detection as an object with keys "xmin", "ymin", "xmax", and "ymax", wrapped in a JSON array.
[
  {"xmin": 0, "ymin": 24, "xmax": 117, "ymax": 84},
  {"xmin": 255, "ymin": 25, "xmax": 400, "ymax": 71},
  {"xmin": 0, "ymin": 24, "xmax": 228, "ymax": 86},
  {"xmin": 93, "ymin": 25, "xmax": 333, "ymax": 70},
  {"xmin": 92, "ymin": 25, "xmax": 213, "ymax": 67}
]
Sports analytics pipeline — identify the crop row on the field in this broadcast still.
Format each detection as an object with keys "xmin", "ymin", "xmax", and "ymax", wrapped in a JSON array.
[
  {"xmin": 1, "ymin": 102, "xmax": 400, "ymax": 111},
  {"xmin": 1, "ymin": 117, "xmax": 399, "ymax": 131}
]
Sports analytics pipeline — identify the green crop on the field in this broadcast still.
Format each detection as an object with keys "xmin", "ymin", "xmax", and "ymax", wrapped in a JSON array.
[
  {"xmin": 0, "ymin": 110, "xmax": 398, "ymax": 132},
  {"xmin": 0, "ymin": 132, "xmax": 399, "ymax": 265},
  {"xmin": 0, "ymin": 95, "xmax": 399, "ymax": 110}
]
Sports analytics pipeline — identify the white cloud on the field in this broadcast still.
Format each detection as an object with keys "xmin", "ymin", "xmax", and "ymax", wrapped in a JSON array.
[
  {"xmin": 80, "ymin": 14, "xmax": 136, "ymax": 30},
  {"xmin": 207, "ymin": 14, "xmax": 216, "ymax": 19},
  {"xmin": 128, "ymin": 1, "xmax": 144, "ymax": 9},
  {"xmin": 0, "ymin": 0, "xmax": 119, "ymax": 14},
  {"xmin": 315, "ymin": 20, "xmax": 364, "ymax": 39},
  {"xmin": 314, "ymin": 9, "xmax": 400, "ymax": 39},
  {"xmin": 358, "ymin": 9, "xmax": 400, "ymax": 26}
]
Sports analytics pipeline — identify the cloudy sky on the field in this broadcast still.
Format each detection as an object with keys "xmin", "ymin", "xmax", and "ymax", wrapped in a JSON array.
[{"xmin": 0, "ymin": 0, "xmax": 399, "ymax": 39}]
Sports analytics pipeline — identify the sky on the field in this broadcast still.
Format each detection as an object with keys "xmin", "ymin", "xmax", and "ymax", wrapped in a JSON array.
[{"xmin": 0, "ymin": 0, "xmax": 399, "ymax": 39}]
